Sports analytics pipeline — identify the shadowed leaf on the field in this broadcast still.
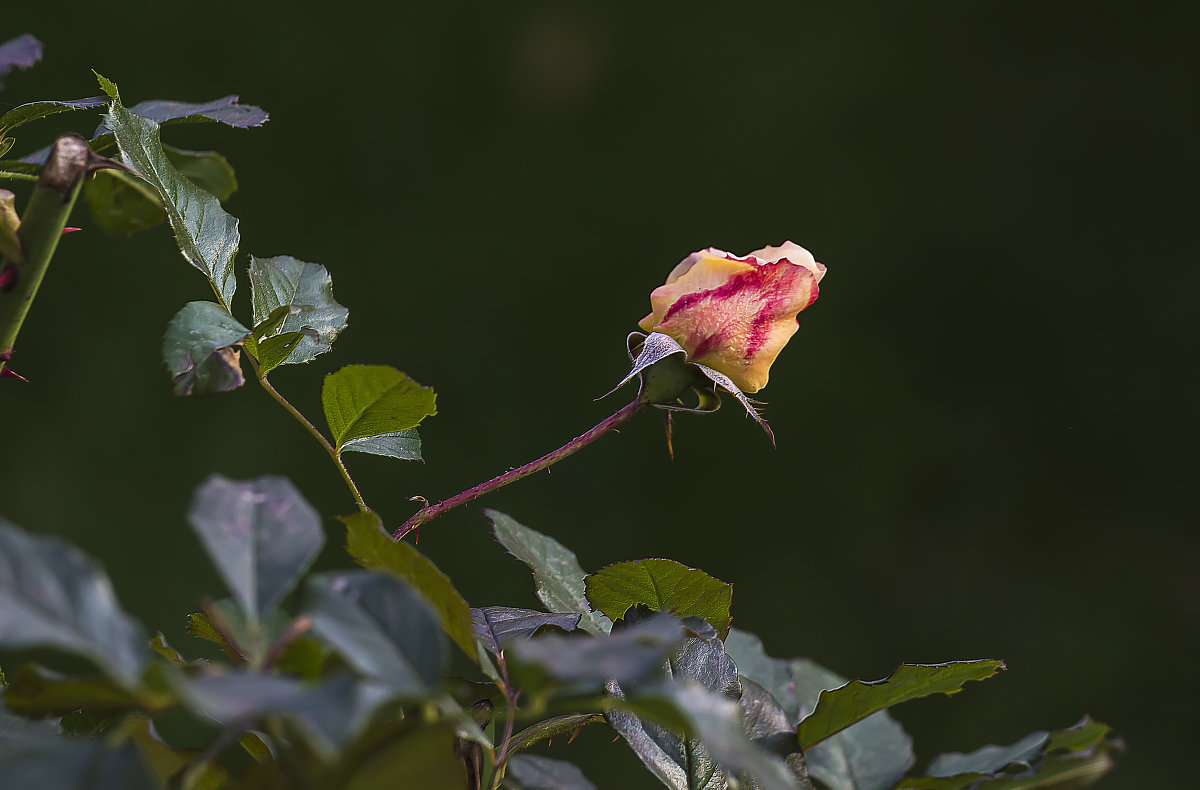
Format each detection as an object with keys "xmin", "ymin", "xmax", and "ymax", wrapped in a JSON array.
[
  {"xmin": 0, "ymin": 737, "xmax": 157, "ymax": 789},
  {"xmin": 122, "ymin": 715, "xmax": 229, "ymax": 790},
  {"xmin": 0, "ymin": 97, "xmax": 106, "ymax": 145},
  {"xmin": 0, "ymin": 519, "xmax": 148, "ymax": 688},
  {"xmin": 505, "ymin": 754, "xmax": 596, "ymax": 790},
  {"xmin": 255, "ymin": 331, "xmax": 315, "ymax": 375},
  {"xmin": 249, "ymin": 255, "xmax": 348, "ymax": 366},
  {"xmin": 85, "ymin": 169, "xmax": 165, "ymax": 236},
  {"xmin": 0, "ymin": 35, "xmax": 42, "ymax": 90},
  {"xmin": 507, "ymin": 713, "xmax": 605, "ymax": 754},
  {"xmin": 323, "ymin": 365, "xmax": 437, "ymax": 454},
  {"xmin": 1, "ymin": 664, "xmax": 141, "ymax": 719},
  {"xmin": 488, "ymin": 510, "xmax": 612, "ymax": 635},
  {"xmin": 165, "ymin": 145, "xmax": 238, "ymax": 200},
  {"xmin": 162, "ymin": 302, "xmax": 250, "ymax": 396},
  {"xmin": 586, "ymin": 559, "xmax": 733, "ymax": 639},
  {"xmin": 101, "ymin": 77, "xmax": 241, "ymax": 306},
  {"xmin": 472, "ymin": 607, "xmax": 581, "ymax": 654},
  {"xmin": 342, "ymin": 511, "xmax": 475, "ymax": 659},
  {"xmin": 187, "ymin": 475, "xmax": 325, "ymax": 621},
  {"xmin": 306, "ymin": 571, "xmax": 446, "ymax": 696},
  {"xmin": 739, "ymin": 679, "xmax": 813, "ymax": 790}
]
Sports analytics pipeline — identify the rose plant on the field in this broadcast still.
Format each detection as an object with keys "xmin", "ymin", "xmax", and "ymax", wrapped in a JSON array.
[{"xmin": 0, "ymin": 37, "xmax": 1121, "ymax": 790}]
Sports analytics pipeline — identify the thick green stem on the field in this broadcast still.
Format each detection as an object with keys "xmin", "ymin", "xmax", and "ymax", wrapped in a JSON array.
[
  {"xmin": 0, "ymin": 135, "xmax": 90, "ymax": 378},
  {"xmin": 393, "ymin": 400, "xmax": 645, "ymax": 541}
]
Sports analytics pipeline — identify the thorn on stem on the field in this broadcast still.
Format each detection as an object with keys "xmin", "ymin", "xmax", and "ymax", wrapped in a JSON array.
[
  {"xmin": 61, "ymin": 227, "xmax": 82, "ymax": 235},
  {"xmin": 1, "ymin": 366, "xmax": 28, "ymax": 382}
]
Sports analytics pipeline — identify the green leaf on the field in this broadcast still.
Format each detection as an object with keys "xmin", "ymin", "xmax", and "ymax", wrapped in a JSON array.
[
  {"xmin": 0, "ymin": 737, "xmax": 158, "ymax": 790},
  {"xmin": 0, "ymin": 519, "xmax": 148, "ymax": 688},
  {"xmin": 487, "ymin": 510, "xmax": 612, "ymax": 635},
  {"xmin": 162, "ymin": 301, "xmax": 251, "ymax": 396},
  {"xmin": 509, "ymin": 614, "xmax": 683, "ymax": 692},
  {"xmin": 185, "ymin": 611, "xmax": 239, "ymax": 660},
  {"xmin": 101, "ymin": 76, "xmax": 241, "ymax": 307},
  {"xmin": 586, "ymin": 559, "xmax": 733, "ymax": 639},
  {"xmin": 473, "ymin": 606, "xmax": 581, "ymax": 654},
  {"xmin": 899, "ymin": 716, "xmax": 1119, "ymax": 790},
  {"xmin": 725, "ymin": 629, "xmax": 913, "ymax": 790},
  {"xmin": 252, "ymin": 305, "xmax": 291, "ymax": 341},
  {"xmin": 322, "ymin": 365, "xmax": 437, "ymax": 455},
  {"xmin": 255, "ymin": 331, "xmax": 315, "ymax": 375},
  {"xmin": 507, "ymin": 713, "xmax": 605, "ymax": 755},
  {"xmin": 166, "ymin": 144, "xmax": 238, "ymax": 201},
  {"xmin": 249, "ymin": 255, "xmax": 349, "ymax": 366},
  {"xmin": 122, "ymin": 715, "xmax": 229, "ymax": 790},
  {"xmin": 0, "ymin": 96, "xmax": 106, "ymax": 140},
  {"xmin": 187, "ymin": 475, "xmax": 325, "ymax": 621},
  {"xmin": 796, "ymin": 661, "xmax": 1005, "ymax": 752},
  {"xmin": 341, "ymin": 429, "xmax": 423, "ymax": 461},
  {"xmin": 505, "ymin": 754, "xmax": 596, "ymax": 790},
  {"xmin": 340, "ymin": 721, "xmax": 466, "ymax": 790},
  {"xmin": 182, "ymin": 671, "xmax": 390, "ymax": 759},
  {"xmin": 306, "ymin": 571, "xmax": 446, "ymax": 696},
  {"xmin": 342, "ymin": 511, "xmax": 476, "ymax": 660},
  {"xmin": 85, "ymin": 168, "xmax": 165, "ymax": 236},
  {"xmin": 0, "ymin": 664, "xmax": 139, "ymax": 719},
  {"xmin": 613, "ymin": 681, "xmax": 801, "ymax": 790}
]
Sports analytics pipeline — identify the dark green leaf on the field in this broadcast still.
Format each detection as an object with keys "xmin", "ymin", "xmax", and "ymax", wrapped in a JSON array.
[
  {"xmin": 162, "ymin": 301, "xmax": 250, "ymax": 396},
  {"xmin": 507, "ymin": 713, "xmax": 604, "ymax": 754},
  {"xmin": 342, "ymin": 511, "xmax": 476, "ymax": 659},
  {"xmin": 252, "ymin": 305, "xmax": 291, "ymax": 341},
  {"xmin": 797, "ymin": 661, "xmax": 1005, "ymax": 752},
  {"xmin": 612, "ymin": 681, "xmax": 801, "ymax": 790},
  {"xmin": 166, "ymin": 144, "xmax": 238, "ymax": 201},
  {"xmin": 249, "ymin": 255, "xmax": 349, "ymax": 366},
  {"xmin": 0, "ymin": 137, "xmax": 12, "ymax": 159},
  {"xmin": 0, "ymin": 519, "xmax": 148, "ymax": 688},
  {"xmin": 0, "ymin": 96, "xmax": 106, "ymax": 140},
  {"xmin": 85, "ymin": 168, "xmax": 165, "ymax": 236},
  {"xmin": 586, "ymin": 559, "xmax": 733, "ymax": 639},
  {"xmin": 473, "ymin": 607, "xmax": 581, "ymax": 654},
  {"xmin": 122, "ymin": 715, "xmax": 229, "ymax": 790},
  {"xmin": 509, "ymin": 614, "xmax": 682, "ymax": 692},
  {"xmin": 340, "ymin": 721, "xmax": 466, "ymax": 790},
  {"xmin": 100, "ymin": 77, "xmax": 241, "ymax": 306},
  {"xmin": 323, "ymin": 366, "xmax": 437, "ymax": 454},
  {"xmin": 487, "ymin": 510, "xmax": 612, "ymax": 635},
  {"xmin": 182, "ymin": 671, "xmax": 390, "ymax": 758},
  {"xmin": 0, "ymin": 664, "xmax": 139, "ymax": 719},
  {"xmin": 724, "ymin": 629, "xmax": 913, "ymax": 790},
  {"xmin": 505, "ymin": 754, "xmax": 596, "ymax": 790},
  {"xmin": 0, "ymin": 737, "xmax": 158, "ymax": 790},
  {"xmin": 255, "ymin": 331, "xmax": 315, "ymax": 375},
  {"xmin": 900, "ymin": 717, "xmax": 1119, "ymax": 790},
  {"xmin": 187, "ymin": 475, "xmax": 325, "ymax": 621},
  {"xmin": 0, "ymin": 35, "xmax": 42, "ymax": 90},
  {"xmin": 306, "ymin": 571, "xmax": 446, "ymax": 696}
]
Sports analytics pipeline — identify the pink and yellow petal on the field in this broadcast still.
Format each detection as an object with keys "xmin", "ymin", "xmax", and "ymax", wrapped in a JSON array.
[{"xmin": 639, "ymin": 252, "xmax": 756, "ymax": 332}]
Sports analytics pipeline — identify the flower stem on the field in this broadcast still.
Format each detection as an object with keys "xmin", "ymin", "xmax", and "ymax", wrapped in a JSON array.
[{"xmin": 393, "ymin": 399, "xmax": 645, "ymax": 541}]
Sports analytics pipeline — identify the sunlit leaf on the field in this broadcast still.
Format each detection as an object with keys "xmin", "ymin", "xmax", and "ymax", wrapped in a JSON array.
[
  {"xmin": 473, "ymin": 607, "xmax": 581, "ymax": 654},
  {"xmin": 586, "ymin": 559, "xmax": 733, "ymax": 640},
  {"xmin": 323, "ymin": 365, "xmax": 437, "ymax": 455},
  {"xmin": 0, "ymin": 519, "xmax": 148, "ymax": 688},
  {"xmin": 488, "ymin": 510, "xmax": 612, "ymax": 635},
  {"xmin": 101, "ymin": 76, "xmax": 241, "ymax": 307},
  {"xmin": 187, "ymin": 475, "xmax": 325, "ymax": 621},
  {"xmin": 342, "ymin": 511, "xmax": 475, "ymax": 659},
  {"xmin": 505, "ymin": 754, "xmax": 596, "ymax": 790},
  {"xmin": 249, "ymin": 255, "xmax": 348, "ymax": 366},
  {"xmin": 306, "ymin": 571, "xmax": 446, "ymax": 696},
  {"xmin": 162, "ymin": 301, "xmax": 250, "ymax": 396}
]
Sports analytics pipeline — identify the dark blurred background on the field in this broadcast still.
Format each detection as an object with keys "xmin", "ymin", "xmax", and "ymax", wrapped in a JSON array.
[{"xmin": 2, "ymin": 2, "xmax": 1195, "ymax": 786}]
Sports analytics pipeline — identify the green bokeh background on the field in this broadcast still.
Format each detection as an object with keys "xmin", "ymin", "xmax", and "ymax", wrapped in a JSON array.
[{"xmin": 3, "ymin": 3, "xmax": 1195, "ymax": 787}]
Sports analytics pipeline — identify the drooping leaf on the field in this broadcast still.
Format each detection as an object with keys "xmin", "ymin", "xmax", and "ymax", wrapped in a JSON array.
[
  {"xmin": 507, "ymin": 713, "xmax": 605, "ymax": 754},
  {"xmin": 488, "ymin": 510, "xmax": 612, "ymax": 635},
  {"xmin": 0, "ymin": 35, "xmax": 42, "ymax": 91},
  {"xmin": 0, "ymin": 736, "xmax": 158, "ymax": 790},
  {"xmin": 182, "ymin": 671, "xmax": 390, "ymax": 759},
  {"xmin": 509, "ymin": 614, "xmax": 682, "ymax": 692},
  {"xmin": 100, "ymin": 77, "xmax": 241, "ymax": 307},
  {"xmin": 0, "ymin": 519, "xmax": 148, "ymax": 688},
  {"xmin": 724, "ymin": 629, "xmax": 913, "ymax": 790},
  {"xmin": 738, "ymin": 679, "xmax": 813, "ymax": 790},
  {"xmin": 505, "ymin": 754, "xmax": 597, "ymax": 790},
  {"xmin": 612, "ymin": 681, "xmax": 801, "ymax": 790},
  {"xmin": 0, "ymin": 664, "xmax": 140, "ymax": 719},
  {"xmin": 306, "ymin": 571, "xmax": 446, "ymax": 696},
  {"xmin": 322, "ymin": 365, "xmax": 437, "ymax": 457},
  {"xmin": 85, "ymin": 168, "xmax": 166, "ymax": 236},
  {"xmin": 473, "ymin": 607, "xmax": 582, "ymax": 654},
  {"xmin": 342, "ymin": 511, "xmax": 476, "ymax": 659},
  {"xmin": 162, "ymin": 301, "xmax": 250, "ymax": 396},
  {"xmin": 586, "ymin": 559, "xmax": 733, "ymax": 639},
  {"xmin": 249, "ymin": 255, "xmax": 349, "ymax": 367},
  {"xmin": 797, "ymin": 661, "xmax": 1005, "ymax": 752},
  {"xmin": 899, "ymin": 716, "xmax": 1119, "ymax": 790},
  {"xmin": 187, "ymin": 475, "xmax": 325, "ymax": 621},
  {"xmin": 97, "ymin": 94, "xmax": 268, "ymax": 134}
]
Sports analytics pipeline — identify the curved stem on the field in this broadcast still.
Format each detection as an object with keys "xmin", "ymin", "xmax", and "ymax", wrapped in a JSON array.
[
  {"xmin": 393, "ymin": 399, "xmax": 645, "ymax": 541},
  {"xmin": 249, "ymin": 357, "xmax": 368, "ymax": 512}
]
